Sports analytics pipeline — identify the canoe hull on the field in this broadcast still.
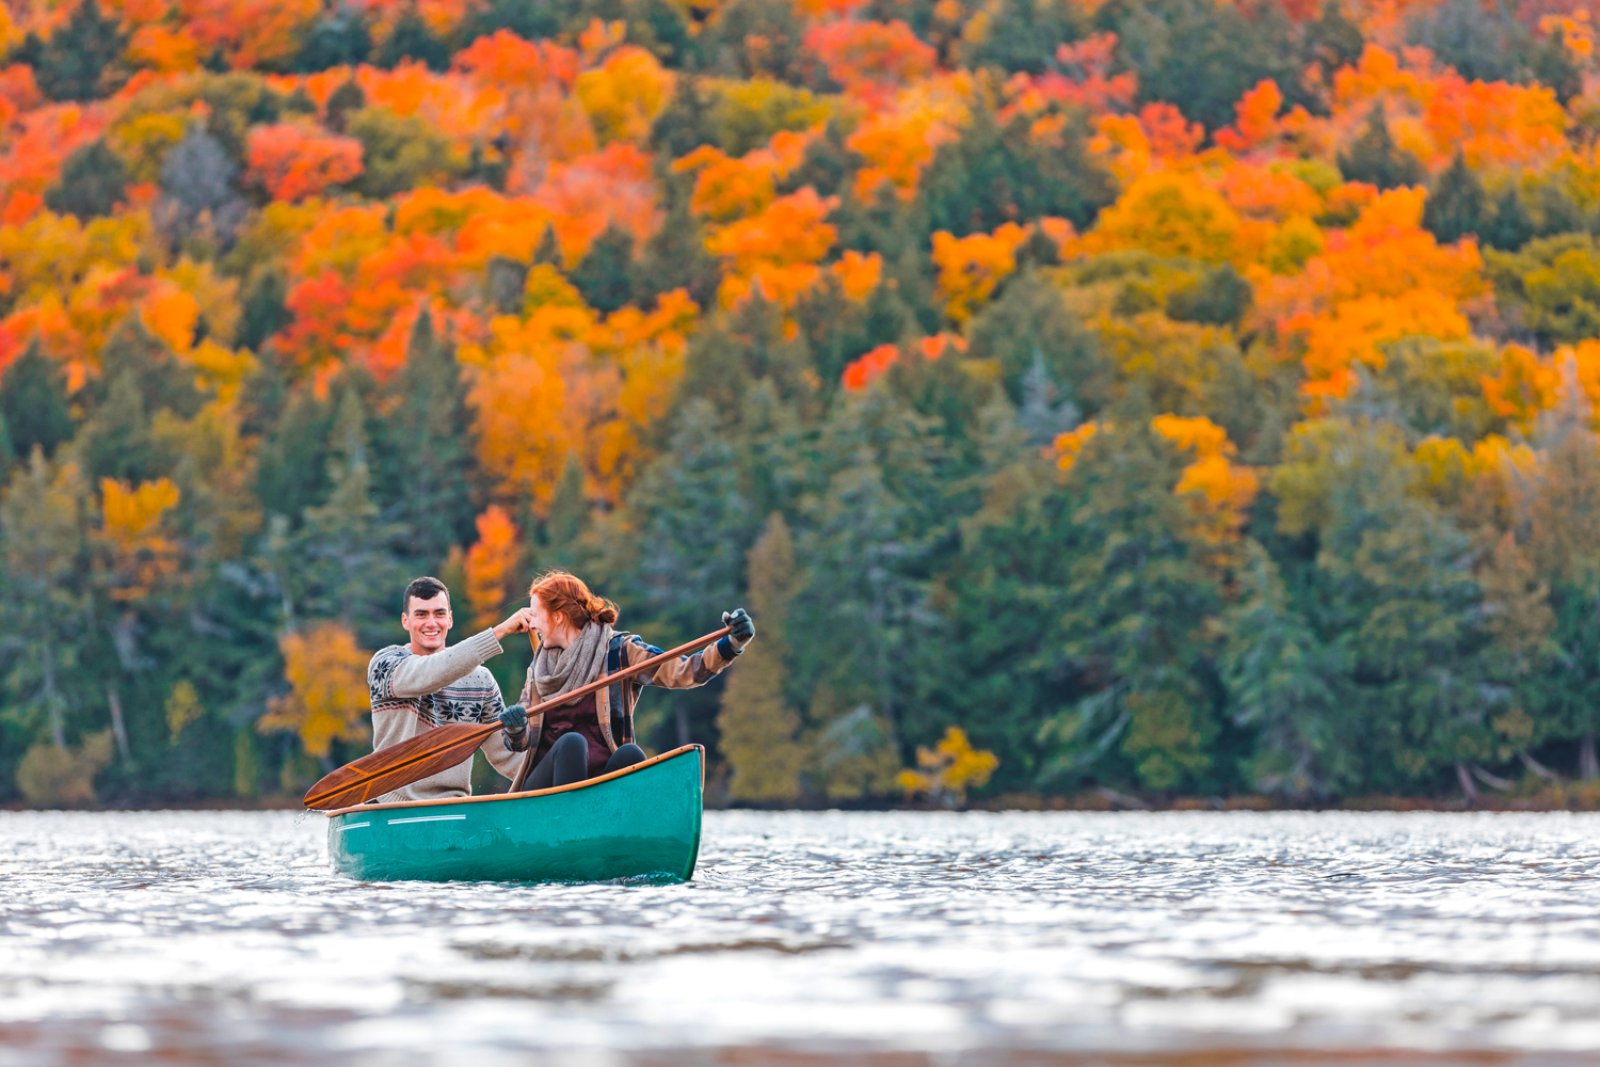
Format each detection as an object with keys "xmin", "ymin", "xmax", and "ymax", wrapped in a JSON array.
[{"xmin": 325, "ymin": 744, "xmax": 703, "ymax": 884}]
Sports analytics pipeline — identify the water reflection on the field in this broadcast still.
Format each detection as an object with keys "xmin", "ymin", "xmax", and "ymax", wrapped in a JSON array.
[{"xmin": 3, "ymin": 810, "xmax": 1599, "ymax": 1065}]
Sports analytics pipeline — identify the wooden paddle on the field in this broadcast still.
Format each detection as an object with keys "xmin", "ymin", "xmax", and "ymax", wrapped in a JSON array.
[{"xmin": 302, "ymin": 626, "xmax": 732, "ymax": 810}]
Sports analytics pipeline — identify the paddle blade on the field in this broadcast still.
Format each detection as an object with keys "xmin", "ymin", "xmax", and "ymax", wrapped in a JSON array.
[{"xmin": 303, "ymin": 721, "xmax": 498, "ymax": 810}]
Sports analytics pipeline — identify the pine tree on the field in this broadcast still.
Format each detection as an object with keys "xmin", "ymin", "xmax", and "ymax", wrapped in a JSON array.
[
  {"xmin": 374, "ymin": 310, "xmax": 478, "ymax": 569},
  {"xmin": 957, "ymin": 0, "xmax": 1086, "ymax": 74},
  {"xmin": 257, "ymin": 388, "xmax": 334, "ymax": 522},
  {"xmin": 239, "ymin": 269, "xmax": 290, "ymax": 352},
  {"xmin": 965, "ymin": 268, "xmax": 1109, "ymax": 414},
  {"xmin": 1041, "ymin": 418, "xmax": 1226, "ymax": 793},
  {"xmin": 0, "ymin": 342, "xmax": 74, "ymax": 460},
  {"xmin": 1423, "ymin": 152, "xmax": 1488, "ymax": 245},
  {"xmin": 0, "ymin": 452, "xmax": 94, "ymax": 757},
  {"xmin": 485, "ymin": 256, "xmax": 528, "ymax": 315},
  {"xmin": 532, "ymin": 224, "xmax": 563, "ymax": 268},
  {"xmin": 718, "ymin": 513, "xmax": 806, "ymax": 803},
  {"xmin": 324, "ymin": 78, "xmax": 366, "ymax": 134},
  {"xmin": 1337, "ymin": 106, "xmax": 1425, "ymax": 190},
  {"xmin": 1517, "ymin": 379, "xmax": 1600, "ymax": 779},
  {"xmin": 1220, "ymin": 543, "xmax": 1352, "ymax": 799},
  {"xmin": 624, "ymin": 399, "xmax": 758, "ymax": 637},
  {"xmin": 0, "ymin": 409, "xmax": 14, "ymax": 484},
  {"xmin": 292, "ymin": 7, "xmax": 372, "ymax": 73},
  {"xmin": 632, "ymin": 194, "xmax": 720, "ymax": 311},
  {"xmin": 20, "ymin": 0, "xmax": 128, "ymax": 102},
  {"xmin": 570, "ymin": 224, "xmax": 636, "ymax": 315},
  {"xmin": 285, "ymin": 385, "xmax": 407, "ymax": 637},
  {"xmin": 1483, "ymin": 186, "xmax": 1533, "ymax": 252},
  {"xmin": 375, "ymin": 5, "xmax": 451, "ymax": 71},
  {"xmin": 1165, "ymin": 264, "xmax": 1253, "ymax": 327},
  {"xmin": 44, "ymin": 140, "xmax": 129, "ymax": 221},
  {"xmin": 1304, "ymin": 1, "xmax": 1364, "ymax": 80}
]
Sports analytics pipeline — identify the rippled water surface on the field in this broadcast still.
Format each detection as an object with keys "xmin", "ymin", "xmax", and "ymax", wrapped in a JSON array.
[{"xmin": 3, "ymin": 810, "xmax": 1600, "ymax": 1066}]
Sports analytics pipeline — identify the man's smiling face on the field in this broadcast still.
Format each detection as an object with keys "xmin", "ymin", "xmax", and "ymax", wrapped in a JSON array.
[{"xmin": 401, "ymin": 593, "xmax": 453, "ymax": 655}]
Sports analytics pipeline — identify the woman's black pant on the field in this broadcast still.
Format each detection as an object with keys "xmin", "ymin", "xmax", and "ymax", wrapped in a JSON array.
[{"xmin": 525, "ymin": 732, "xmax": 646, "ymax": 790}]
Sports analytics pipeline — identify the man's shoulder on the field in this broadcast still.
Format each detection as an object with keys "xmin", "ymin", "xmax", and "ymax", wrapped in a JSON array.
[{"xmin": 368, "ymin": 643, "xmax": 411, "ymax": 677}]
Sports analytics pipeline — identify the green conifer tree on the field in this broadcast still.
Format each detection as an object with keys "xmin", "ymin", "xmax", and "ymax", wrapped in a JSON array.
[
  {"xmin": 375, "ymin": 310, "xmax": 478, "ymax": 569},
  {"xmin": 1040, "ymin": 418, "xmax": 1226, "ymax": 793},
  {"xmin": 375, "ymin": 5, "xmax": 450, "ymax": 70},
  {"xmin": 1337, "ymin": 106, "xmax": 1425, "ymax": 189},
  {"xmin": 718, "ymin": 513, "xmax": 806, "ymax": 804},
  {"xmin": 44, "ymin": 140, "xmax": 129, "ymax": 220},
  {"xmin": 1220, "ymin": 543, "xmax": 1352, "ymax": 799},
  {"xmin": 239, "ymin": 269, "xmax": 291, "ymax": 352},
  {"xmin": 1423, "ymin": 152, "xmax": 1488, "ymax": 245},
  {"xmin": 20, "ymin": 0, "xmax": 128, "ymax": 101},
  {"xmin": 0, "ymin": 342, "xmax": 74, "ymax": 460},
  {"xmin": 1483, "ymin": 185, "xmax": 1533, "ymax": 252},
  {"xmin": 570, "ymin": 224, "xmax": 636, "ymax": 315}
]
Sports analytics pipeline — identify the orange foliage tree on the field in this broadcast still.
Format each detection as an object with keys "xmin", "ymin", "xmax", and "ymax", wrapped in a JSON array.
[{"xmin": 246, "ymin": 123, "xmax": 363, "ymax": 202}]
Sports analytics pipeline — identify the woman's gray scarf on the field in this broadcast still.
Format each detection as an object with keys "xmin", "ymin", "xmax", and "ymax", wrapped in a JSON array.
[{"xmin": 531, "ymin": 623, "xmax": 613, "ymax": 704}]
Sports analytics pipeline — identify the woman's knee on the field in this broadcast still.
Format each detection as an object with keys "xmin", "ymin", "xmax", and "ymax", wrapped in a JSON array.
[
  {"xmin": 605, "ymin": 743, "xmax": 646, "ymax": 772},
  {"xmin": 552, "ymin": 732, "xmax": 587, "ymax": 756}
]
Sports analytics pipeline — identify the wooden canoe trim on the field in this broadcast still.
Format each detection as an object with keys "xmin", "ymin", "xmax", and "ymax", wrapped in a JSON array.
[{"xmin": 322, "ymin": 744, "xmax": 704, "ymax": 817}]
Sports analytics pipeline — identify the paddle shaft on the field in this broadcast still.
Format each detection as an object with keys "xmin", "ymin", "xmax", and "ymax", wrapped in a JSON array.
[{"xmin": 508, "ymin": 625, "xmax": 731, "ymax": 792}]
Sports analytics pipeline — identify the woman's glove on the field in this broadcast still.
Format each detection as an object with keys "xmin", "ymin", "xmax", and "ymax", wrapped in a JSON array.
[
  {"xmin": 499, "ymin": 704, "xmax": 530, "ymax": 751},
  {"xmin": 722, "ymin": 608, "xmax": 756, "ymax": 646}
]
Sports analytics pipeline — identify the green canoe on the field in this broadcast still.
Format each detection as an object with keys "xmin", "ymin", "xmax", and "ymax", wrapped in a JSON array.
[{"xmin": 323, "ymin": 744, "xmax": 704, "ymax": 883}]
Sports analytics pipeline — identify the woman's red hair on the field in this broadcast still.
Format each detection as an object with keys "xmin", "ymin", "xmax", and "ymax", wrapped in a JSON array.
[{"xmin": 529, "ymin": 570, "xmax": 619, "ymax": 629}]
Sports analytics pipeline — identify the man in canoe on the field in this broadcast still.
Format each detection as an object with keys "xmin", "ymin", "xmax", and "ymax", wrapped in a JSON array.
[
  {"xmin": 502, "ymin": 570, "xmax": 755, "ymax": 789},
  {"xmin": 366, "ymin": 575, "xmax": 537, "ymax": 802}
]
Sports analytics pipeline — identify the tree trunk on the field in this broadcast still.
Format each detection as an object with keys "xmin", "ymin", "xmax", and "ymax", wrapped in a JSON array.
[
  {"xmin": 1470, "ymin": 764, "xmax": 1513, "ymax": 791},
  {"xmin": 675, "ymin": 704, "xmax": 690, "ymax": 747},
  {"xmin": 1581, "ymin": 733, "xmax": 1599, "ymax": 781},
  {"xmin": 43, "ymin": 647, "xmax": 65, "ymax": 750},
  {"xmin": 106, "ymin": 685, "xmax": 131, "ymax": 763},
  {"xmin": 1456, "ymin": 762, "xmax": 1480, "ymax": 801},
  {"xmin": 1518, "ymin": 750, "xmax": 1561, "ymax": 782}
]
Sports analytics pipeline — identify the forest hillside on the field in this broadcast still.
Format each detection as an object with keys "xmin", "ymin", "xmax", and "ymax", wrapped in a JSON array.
[{"xmin": 0, "ymin": 0, "xmax": 1597, "ymax": 807}]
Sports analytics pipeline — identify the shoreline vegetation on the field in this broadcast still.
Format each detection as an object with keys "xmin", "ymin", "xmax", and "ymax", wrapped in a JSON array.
[
  {"xmin": 13, "ymin": 783, "xmax": 1600, "ymax": 814},
  {"xmin": 3, "ymin": 0, "xmax": 1600, "ymax": 811}
]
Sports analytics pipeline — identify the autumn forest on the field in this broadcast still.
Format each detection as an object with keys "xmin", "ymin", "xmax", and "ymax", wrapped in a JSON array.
[{"xmin": 1, "ymin": 0, "xmax": 1598, "ymax": 807}]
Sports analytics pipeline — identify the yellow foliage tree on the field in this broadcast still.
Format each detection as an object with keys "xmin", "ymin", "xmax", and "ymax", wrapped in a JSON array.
[
  {"xmin": 896, "ymin": 726, "xmax": 999, "ymax": 807},
  {"xmin": 930, "ymin": 222, "xmax": 1031, "ymax": 323},
  {"xmin": 1083, "ymin": 169, "xmax": 1244, "ymax": 263},
  {"xmin": 575, "ymin": 46, "xmax": 674, "ymax": 144},
  {"xmin": 96, "ymin": 477, "xmax": 183, "ymax": 603},
  {"xmin": 258, "ymin": 623, "xmax": 372, "ymax": 759}
]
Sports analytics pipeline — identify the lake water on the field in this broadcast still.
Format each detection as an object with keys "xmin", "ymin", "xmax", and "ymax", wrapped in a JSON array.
[{"xmin": 2, "ymin": 810, "xmax": 1598, "ymax": 1066}]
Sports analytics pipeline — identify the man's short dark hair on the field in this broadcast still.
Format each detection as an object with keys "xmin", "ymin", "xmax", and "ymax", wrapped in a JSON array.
[{"xmin": 403, "ymin": 576, "xmax": 450, "ymax": 612}]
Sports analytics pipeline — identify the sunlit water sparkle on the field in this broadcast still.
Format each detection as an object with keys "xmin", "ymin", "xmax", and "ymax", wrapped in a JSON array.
[{"xmin": 2, "ymin": 810, "xmax": 1598, "ymax": 1066}]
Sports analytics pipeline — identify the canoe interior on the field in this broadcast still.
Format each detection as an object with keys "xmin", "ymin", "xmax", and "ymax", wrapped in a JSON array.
[{"xmin": 324, "ymin": 744, "xmax": 703, "ymax": 884}]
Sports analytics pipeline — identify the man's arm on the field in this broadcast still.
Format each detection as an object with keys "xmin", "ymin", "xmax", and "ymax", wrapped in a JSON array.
[{"xmin": 380, "ymin": 608, "xmax": 535, "ymax": 700}]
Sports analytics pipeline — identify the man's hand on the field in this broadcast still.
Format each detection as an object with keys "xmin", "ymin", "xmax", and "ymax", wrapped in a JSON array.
[
  {"xmin": 492, "ymin": 607, "xmax": 535, "ymax": 641},
  {"xmin": 722, "ymin": 608, "xmax": 756, "ymax": 645},
  {"xmin": 499, "ymin": 704, "xmax": 529, "ymax": 751}
]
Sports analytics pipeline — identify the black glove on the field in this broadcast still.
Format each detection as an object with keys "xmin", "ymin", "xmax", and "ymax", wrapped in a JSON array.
[
  {"xmin": 498, "ymin": 704, "xmax": 529, "ymax": 751},
  {"xmin": 722, "ymin": 608, "xmax": 755, "ymax": 644}
]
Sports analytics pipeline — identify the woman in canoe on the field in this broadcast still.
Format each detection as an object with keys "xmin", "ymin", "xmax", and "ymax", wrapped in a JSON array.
[{"xmin": 500, "ymin": 570, "xmax": 755, "ymax": 789}]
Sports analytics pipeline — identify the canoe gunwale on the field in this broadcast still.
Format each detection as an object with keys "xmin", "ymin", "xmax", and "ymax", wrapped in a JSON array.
[{"xmin": 321, "ymin": 743, "xmax": 704, "ymax": 818}]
